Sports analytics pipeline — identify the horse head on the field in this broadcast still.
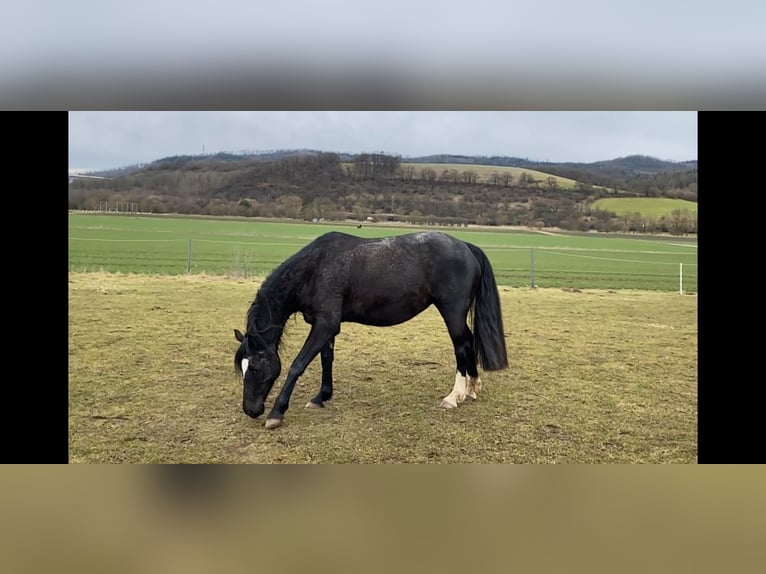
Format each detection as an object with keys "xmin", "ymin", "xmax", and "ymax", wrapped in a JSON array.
[{"xmin": 234, "ymin": 329, "xmax": 281, "ymax": 419}]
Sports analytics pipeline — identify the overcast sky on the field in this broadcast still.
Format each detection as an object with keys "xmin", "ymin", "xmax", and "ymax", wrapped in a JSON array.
[
  {"xmin": 68, "ymin": 111, "xmax": 697, "ymax": 173},
  {"xmin": 6, "ymin": 2, "xmax": 765, "ymax": 109}
]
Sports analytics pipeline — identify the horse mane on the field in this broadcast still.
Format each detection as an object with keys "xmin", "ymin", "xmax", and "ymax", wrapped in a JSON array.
[
  {"xmin": 245, "ymin": 295, "xmax": 287, "ymax": 350},
  {"xmin": 240, "ymin": 238, "xmax": 325, "ymax": 358}
]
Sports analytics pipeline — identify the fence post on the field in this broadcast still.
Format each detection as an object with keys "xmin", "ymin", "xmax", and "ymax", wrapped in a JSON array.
[
  {"xmin": 679, "ymin": 262, "xmax": 683, "ymax": 295},
  {"xmin": 187, "ymin": 239, "xmax": 192, "ymax": 273},
  {"xmin": 530, "ymin": 248, "xmax": 535, "ymax": 288}
]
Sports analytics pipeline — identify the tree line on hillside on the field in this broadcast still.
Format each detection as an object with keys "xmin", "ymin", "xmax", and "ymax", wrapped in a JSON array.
[
  {"xmin": 535, "ymin": 165, "xmax": 697, "ymax": 200},
  {"xmin": 69, "ymin": 153, "xmax": 697, "ymax": 234}
]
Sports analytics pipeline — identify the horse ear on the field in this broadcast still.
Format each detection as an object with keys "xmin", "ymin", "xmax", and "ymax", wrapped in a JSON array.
[{"xmin": 234, "ymin": 329, "xmax": 245, "ymax": 342}]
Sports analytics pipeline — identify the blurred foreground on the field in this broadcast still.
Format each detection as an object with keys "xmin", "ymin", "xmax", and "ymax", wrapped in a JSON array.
[{"xmin": 2, "ymin": 466, "xmax": 763, "ymax": 573}]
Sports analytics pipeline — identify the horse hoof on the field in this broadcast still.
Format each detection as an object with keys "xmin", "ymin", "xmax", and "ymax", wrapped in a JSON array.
[
  {"xmin": 439, "ymin": 399, "xmax": 457, "ymax": 409},
  {"xmin": 265, "ymin": 418, "xmax": 283, "ymax": 429},
  {"xmin": 467, "ymin": 391, "xmax": 477, "ymax": 400},
  {"xmin": 305, "ymin": 401, "xmax": 322, "ymax": 409}
]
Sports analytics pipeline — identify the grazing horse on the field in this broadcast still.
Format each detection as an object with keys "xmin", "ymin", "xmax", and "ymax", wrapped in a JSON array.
[{"xmin": 234, "ymin": 231, "xmax": 508, "ymax": 429}]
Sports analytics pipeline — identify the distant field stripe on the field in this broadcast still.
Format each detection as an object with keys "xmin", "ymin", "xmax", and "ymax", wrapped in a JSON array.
[
  {"xmin": 622, "ymin": 236, "xmax": 698, "ymax": 249},
  {"xmin": 486, "ymin": 246, "xmax": 696, "ymax": 256},
  {"xmin": 539, "ymin": 249, "xmax": 697, "ymax": 266},
  {"xmin": 543, "ymin": 247, "xmax": 697, "ymax": 255},
  {"xmin": 541, "ymin": 268, "xmax": 689, "ymax": 277},
  {"xmin": 69, "ymin": 237, "xmax": 307, "ymax": 246},
  {"xmin": 193, "ymin": 240, "xmax": 307, "ymax": 246},
  {"xmin": 667, "ymin": 242, "xmax": 698, "ymax": 249},
  {"xmin": 68, "ymin": 227, "xmax": 178, "ymax": 234},
  {"xmin": 69, "ymin": 237, "xmax": 186, "ymax": 242}
]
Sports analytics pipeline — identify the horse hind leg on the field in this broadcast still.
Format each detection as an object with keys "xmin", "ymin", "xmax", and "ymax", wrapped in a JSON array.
[
  {"xmin": 461, "ymin": 327, "xmax": 481, "ymax": 400},
  {"xmin": 466, "ymin": 373, "xmax": 482, "ymax": 400},
  {"xmin": 439, "ymin": 318, "xmax": 480, "ymax": 409},
  {"xmin": 440, "ymin": 355, "xmax": 481, "ymax": 408},
  {"xmin": 440, "ymin": 370, "xmax": 469, "ymax": 409}
]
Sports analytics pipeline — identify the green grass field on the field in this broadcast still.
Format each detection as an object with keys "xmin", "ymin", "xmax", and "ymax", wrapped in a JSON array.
[
  {"xmin": 69, "ymin": 214, "xmax": 698, "ymax": 292},
  {"xmin": 591, "ymin": 197, "xmax": 698, "ymax": 217}
]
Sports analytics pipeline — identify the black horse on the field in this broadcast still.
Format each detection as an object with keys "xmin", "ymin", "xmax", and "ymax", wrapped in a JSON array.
[{"xmin": 234, "ymin": 231, "xmax": 508, "ymax": 429}]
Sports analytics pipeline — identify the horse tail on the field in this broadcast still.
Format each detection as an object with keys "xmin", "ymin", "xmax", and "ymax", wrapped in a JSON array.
[{"xmin": 466, "ymin": 243, "xmax": 509, "ymax": 371}]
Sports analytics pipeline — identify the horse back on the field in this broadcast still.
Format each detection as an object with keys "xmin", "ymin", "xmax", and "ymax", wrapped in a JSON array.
[{"xmin": 303, "ymin": 232, "xmax": 479, "ymax": 322}]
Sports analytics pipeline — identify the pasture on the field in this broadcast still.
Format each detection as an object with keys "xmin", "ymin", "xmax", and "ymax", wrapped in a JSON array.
[
  {"xmin": 68, "ymin": 214, "xmax": 698, "ymax": 292},
  {"xmin": 68, "ymin": 272, "xmax": 697, "ymax": 463},
  {"xmin": 398, "ymin": 162, "xmax": 580, "ymax": 189},
  {"xmin": 591, "ymin": 197, "xmax": 698, "ymax": 218}
]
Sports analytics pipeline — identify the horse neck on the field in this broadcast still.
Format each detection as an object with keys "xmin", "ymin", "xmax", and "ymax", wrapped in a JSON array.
[{"xmin": 246, "ymin": 284, "xmax": 295, "ymax": 349}]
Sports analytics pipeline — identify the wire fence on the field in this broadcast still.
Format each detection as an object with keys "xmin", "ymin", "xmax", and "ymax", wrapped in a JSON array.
[{"xmin": 68, "ymin": 236, "xmax": 698, "ymax": 292}]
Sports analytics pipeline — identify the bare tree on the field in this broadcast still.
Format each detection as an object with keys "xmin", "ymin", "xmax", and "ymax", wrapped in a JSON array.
[
  {"xmin": 462, "ymin": 170, "xmax": 477, "ymax": 184},
  {"xmin": 421, "ymin": 168, "xmax": 437, "ymax": 187},
  {"xmin": 546, "ymin": 176, "xmax": 557, "ymax": 190},
  {"xmin": 276, "ymin": 195, "xmax": 303, "ymax": 219},
  {"xmin": 398, "ymin": 165, "xmax": 416, "ymax": 181},
  {"xmin": 668, "ymin": 209, "xmax": 690, "ymax": 235},
  {"xmin": 309, "ymin": 197, "xmax": 338, "ymax": 220}
]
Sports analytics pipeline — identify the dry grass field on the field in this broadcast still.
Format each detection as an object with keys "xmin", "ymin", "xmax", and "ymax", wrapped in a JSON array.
[
  {"xmin": 399, "ymin": 162, "xmax": 579, "ymax": 188},
  {"xmin": 69, "ymin": 272, "xmax": 697, "ymax": 463}
]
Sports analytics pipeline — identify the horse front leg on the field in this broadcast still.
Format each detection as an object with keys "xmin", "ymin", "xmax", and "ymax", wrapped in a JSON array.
[
  {"xmin": 306, "ymin": 336, "xmax": 335, "ymax": 409},
  {"xmin": 265, "ymin": 322, "xmax": 339, "ymax": 429}
]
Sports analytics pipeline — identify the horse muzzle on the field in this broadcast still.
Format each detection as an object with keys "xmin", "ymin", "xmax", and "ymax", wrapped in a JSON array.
[{"xmin": 243, "ymin": 400, "xmax": 265, "ymax": 419}]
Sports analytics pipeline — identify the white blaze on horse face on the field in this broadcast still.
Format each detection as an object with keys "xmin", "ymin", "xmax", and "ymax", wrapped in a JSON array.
[{"xmin": 241, "ymin": 358, "xmax": 249, "ymax": 379}]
